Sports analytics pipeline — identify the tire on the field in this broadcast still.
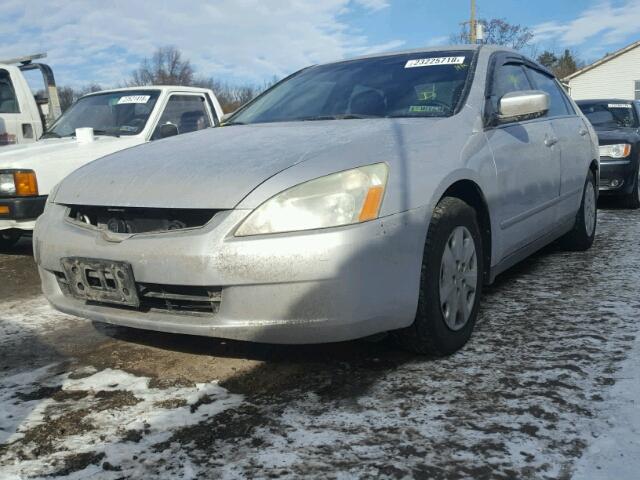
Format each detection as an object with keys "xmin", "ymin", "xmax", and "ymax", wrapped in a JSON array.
[
  {"xmin": 395, "ymin": 197, "xmax": 484, "ymax": 356},
  {"xmin": 622, "ymin": 169, "xmax": 640, "ymax": 209},
  {"xmin": 560, "ymin": 171, "xmax": 597, "ymax": 251},
  {"xmin": 0, "ymin": 229, "xmax": 21, "ymax": 250}
]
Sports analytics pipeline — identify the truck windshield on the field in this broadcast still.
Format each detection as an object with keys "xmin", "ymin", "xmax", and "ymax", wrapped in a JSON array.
[
  {"xmin": 578, "ymin": 102, "xmax": 639, "ymax": 129},
  {"xmin": 43, "ymin": 90, "xmax": 161, "ymax": 138},
  {"xmin": 229, "ymin": 51, "xmax": 474, "ymax": 125}
]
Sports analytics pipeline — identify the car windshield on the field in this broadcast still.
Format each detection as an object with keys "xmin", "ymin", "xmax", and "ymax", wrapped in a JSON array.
[
  {"xmin": 578, "ymin": 101, "xmax": 639, "ymax": 129},
  {"xmin": 229, "ymin": 51, "xmax": 474, "ymax": 125},
  {"xmin": 43, "ymin": 90, "xmax": 161, "ymax": 138}
]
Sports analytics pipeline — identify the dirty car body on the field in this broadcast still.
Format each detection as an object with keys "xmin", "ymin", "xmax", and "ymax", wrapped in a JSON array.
[{"xmin": 35, "ymin": 46, "xmax": 598, "ymax": 351}]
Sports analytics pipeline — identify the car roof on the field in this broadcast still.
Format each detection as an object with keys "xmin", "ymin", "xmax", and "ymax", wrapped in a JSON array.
[{"xmin": 323, "ymin": 44, "xmax": 516, "ymax": 64}]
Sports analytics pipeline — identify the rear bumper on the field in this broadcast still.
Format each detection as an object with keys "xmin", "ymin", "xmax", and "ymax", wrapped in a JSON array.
[
  {"xmin": 0, "ymin": 195, "xmax": 46, "ymax": 231},
  {"xmin": 599, "ymin": 159, "xmax": 637, "ymax": 195},
  {"xmin": 35, "ymin": 204, "xmax": 428, "ymax": 344}
]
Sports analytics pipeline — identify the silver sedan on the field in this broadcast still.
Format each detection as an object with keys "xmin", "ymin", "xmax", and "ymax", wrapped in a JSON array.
[{"xmin": 34, "ymin": 45, "xmax": 599, "ymax": 355}]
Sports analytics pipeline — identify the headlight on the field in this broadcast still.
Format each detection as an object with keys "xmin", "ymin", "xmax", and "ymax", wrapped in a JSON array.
[
  {"xmin": 0, "ymin": 173, "xmax": 15, "ymax": 195},
  {"xmin": 0, "ymin": 170, "xmax": 38, "ymax": 196},
  {"xmin": 599, "ymin": 144, "xmax": 631, "ymax": 158},
  {"xmin": 235, "ymin": 163, "xmax": 389, "ymax": 236}
]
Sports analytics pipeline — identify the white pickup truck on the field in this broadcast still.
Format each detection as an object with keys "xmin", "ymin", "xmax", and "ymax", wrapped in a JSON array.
[
  {"xmin": 0, "ymin": 86, "xmax": 223, "ymax": 247},
  {"xmin": 0, "ymin": 53, "xmax": 62, "ymax": 147}
]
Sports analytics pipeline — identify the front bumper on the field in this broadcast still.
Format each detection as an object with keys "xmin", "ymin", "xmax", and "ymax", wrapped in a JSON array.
[
  {"xmin": 598, "ymin": 159, "xmax": 637, "ymax": 195},
  {"xmin": 0, "ymin": 195, "xmax": 47, "ymax": 231},
  {"xmin": 35, "ymin": 204, "xmax": 428, "ymax": 344}
]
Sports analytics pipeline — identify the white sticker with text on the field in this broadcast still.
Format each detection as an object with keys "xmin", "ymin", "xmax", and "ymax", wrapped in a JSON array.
[
  {"xmin": 608, "ymin": 103, "xmax": 632, "ymax": 108},
  {"xmin": 405, "ymin": 57, "xmax": 466, "ymax": 68},
  {"xmin": 117, "ymin": 95, "xmax": 151, "ymax": 104}
]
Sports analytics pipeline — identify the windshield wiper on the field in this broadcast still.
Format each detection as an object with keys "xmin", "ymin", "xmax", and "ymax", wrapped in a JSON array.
[
  {"xmin": 91, "ymin": 129, "xmax": 120, "ymax": 137},
  {"xmin": 222, "ymin": 121, "xmax": 246, "ymax": 126},
  {"xmin": 41, "ymin": 131, "xmax": 61, "ymax": 139},
  {"xmin": 296, "ymin": 114, "xmax": 382, "ymax": 121}
]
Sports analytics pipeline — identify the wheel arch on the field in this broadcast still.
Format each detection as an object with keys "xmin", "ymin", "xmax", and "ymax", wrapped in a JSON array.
[{"xmin": 439, "ymin": 179, "xmax": 492, "ymax": 284}]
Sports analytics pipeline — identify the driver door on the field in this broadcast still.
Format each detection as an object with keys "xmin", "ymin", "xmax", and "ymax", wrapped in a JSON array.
[
  {"xmin": 151, "ymin": 93, "xmax": 215, "ymax": 140},
  {"xmin": 485, "ymin": 58, "xmax": 562, "ymax": 260}
]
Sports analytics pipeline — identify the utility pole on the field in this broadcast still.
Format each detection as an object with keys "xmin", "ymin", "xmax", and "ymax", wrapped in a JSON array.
[{"xmin": 470, "ymin": 0, "xmax": 477, "ymax": 44}]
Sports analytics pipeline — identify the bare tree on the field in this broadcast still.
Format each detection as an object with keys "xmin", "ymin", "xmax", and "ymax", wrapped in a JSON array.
[
  {"xmin": 126, "ymin": 46, "xmax": 279, "ymax": 112},
  {"xmin": 129, "ymin": 46, "xmax": 194, "ymax": 86},
  {"xmin": 452, "ymin": 18, "xmax": 534, "ymax": 50},
  {"xmin": 536, "ymin": 49, "xmax": 583, "ymax": 79}
]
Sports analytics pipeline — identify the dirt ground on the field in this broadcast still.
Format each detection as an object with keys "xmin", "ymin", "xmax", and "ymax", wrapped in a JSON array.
[{"xmin": 0, "ymin": 203, "xmax": 639, "ymax": 479}]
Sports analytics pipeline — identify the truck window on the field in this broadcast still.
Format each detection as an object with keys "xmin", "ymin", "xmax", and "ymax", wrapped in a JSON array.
[
  {"xmin": 0, "ymin": 69, "xmax": 20, "ymax": 114},
  {"xmin": 152, "ymin": 95, "xmax": 211, "ymax": 140}
]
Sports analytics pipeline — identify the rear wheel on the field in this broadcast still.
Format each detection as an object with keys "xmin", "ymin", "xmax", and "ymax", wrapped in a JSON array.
[
  {"xmin": 0, "ymin": 229, "xmax": 21, "ymax": 250},
  {"xmin": 622, "ymin": 170, "xmax": 640, "ymax": 209},
  {"xmin": 560, "ymin": 171, "xmax": 597, "ymax": 251},
  {"xmin": 395, "ymin": 197, "xmax": 484, "ymax": 356}
]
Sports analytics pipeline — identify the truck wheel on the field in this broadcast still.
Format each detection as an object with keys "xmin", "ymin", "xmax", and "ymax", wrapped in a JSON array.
[
  {"xmin": 622, "ymin": 170, "xmax": 640, "ymax": 209},
  {"xmin": 0, "ymin": 229, "xmax": 21, "ymax": 250},
  {"xmin": 560, "ymin": 171, "xmax": 597, "ymax": 251},
  {"xmin": 395, "ymin": 197, "xmax": 484, "ymax": 356}
]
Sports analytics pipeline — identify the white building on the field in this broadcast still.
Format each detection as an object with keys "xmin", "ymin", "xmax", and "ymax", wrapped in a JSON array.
[{"xmin": 565, "ymin": 40, "xmax": 640, "ymax": 100}]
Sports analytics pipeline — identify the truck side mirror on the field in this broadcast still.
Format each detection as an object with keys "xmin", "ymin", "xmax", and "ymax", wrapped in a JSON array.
[{"xmin": 159, "ymin": 123, "xmax": 179, "ymax": 139}]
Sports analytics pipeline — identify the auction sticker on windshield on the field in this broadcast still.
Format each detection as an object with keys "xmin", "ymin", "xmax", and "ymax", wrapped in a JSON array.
[
  {"xmin": 608, "ymin": 104, "xmax": 632, "ymax": 108},
  {"xmin": 117, "ymin": 95, "xmax": 151, "ymax": 104},
  {"xmin": 405, "ymin": 57, "xmax": 466, "ymax": 68}
]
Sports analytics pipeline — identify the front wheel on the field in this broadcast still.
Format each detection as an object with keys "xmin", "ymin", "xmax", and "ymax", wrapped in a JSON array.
[
  {"xmin": 394, "ymin": 197, "xmax": 484, "ymax": 356},
  {"xmin": 0, "ymin": 229, "xmax": 21, "ymax": 250},
  {"xmin": 560, "ymin": 171, "xmax": 597, "ymax": 251}
]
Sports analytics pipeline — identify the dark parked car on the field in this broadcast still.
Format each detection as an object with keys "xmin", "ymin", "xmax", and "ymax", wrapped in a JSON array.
[{"xmin": 577, "ymin": 99, "xmax": 640, "ymax": 208}]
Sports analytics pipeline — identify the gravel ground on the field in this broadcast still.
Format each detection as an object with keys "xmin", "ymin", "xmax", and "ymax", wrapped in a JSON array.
[{"xmin": 0, "ymin": 204, "xmax": 638, "ymax": 479}]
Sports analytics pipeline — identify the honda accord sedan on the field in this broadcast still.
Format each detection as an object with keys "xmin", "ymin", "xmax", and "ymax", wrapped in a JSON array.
[{"xmin": 34, "ymin": 45, "xmax": 599, "ymax": 355}]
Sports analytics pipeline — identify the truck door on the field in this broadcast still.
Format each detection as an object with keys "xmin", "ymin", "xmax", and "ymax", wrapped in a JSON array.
[
  {"xmin": 150, "ymin": 93, "xmax": 214, "ymax": 140},
  {"xmin": 0, "ymin": 68, "xmax": 21, "ymax": 146}
]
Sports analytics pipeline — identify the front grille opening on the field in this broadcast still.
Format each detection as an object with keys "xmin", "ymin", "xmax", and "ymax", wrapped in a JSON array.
[
  {"xmin": 138, "ymin": 284, "xmax": 222, "ymax": 315},
  {"xmin": 67, "ymin": 205, "xmax": 220, "ymax": 234}
]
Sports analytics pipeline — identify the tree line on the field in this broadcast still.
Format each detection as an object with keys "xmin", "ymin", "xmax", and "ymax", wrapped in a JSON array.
[{"xmin": 58, "ymin": 20, "xmax": 586, "ymax": 113}]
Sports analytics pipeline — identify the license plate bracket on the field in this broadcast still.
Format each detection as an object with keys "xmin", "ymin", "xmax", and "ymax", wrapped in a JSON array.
[{"xmin": 61, "ymin": 257, "xmax": 140, "ymax": 307}]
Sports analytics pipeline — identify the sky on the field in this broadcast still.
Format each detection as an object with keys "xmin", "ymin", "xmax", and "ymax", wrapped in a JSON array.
[{"xmin": 1, "ymin": 0, "xmax": 640, "ymax": 89}]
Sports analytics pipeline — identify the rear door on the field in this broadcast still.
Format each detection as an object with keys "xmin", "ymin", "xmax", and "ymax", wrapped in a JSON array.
[
  {"xmin": 525, "ymin": 66, "xmax": 589, "ymax": 223},
  {"xmin": 484, "ymin": 57, "xmax": 562, "ymax": 260}
]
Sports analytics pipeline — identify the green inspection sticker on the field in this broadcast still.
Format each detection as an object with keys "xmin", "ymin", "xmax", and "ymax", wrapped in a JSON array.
[{"xmin": 409, "ymin": 105, "xmax": 445, "ymax": 113}]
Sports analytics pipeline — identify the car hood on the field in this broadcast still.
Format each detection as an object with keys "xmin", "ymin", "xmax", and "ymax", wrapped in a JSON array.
[
  {"xmin": 54, "ymin": 119, "xmax": 443, "ymax": 209},
  {"xmin": 593, "ymin": 127, "xmax": 640, "ymax": 144},
  {"xmin": 0, "ymin": 136, "xmax": 144, "ymax": 194}
]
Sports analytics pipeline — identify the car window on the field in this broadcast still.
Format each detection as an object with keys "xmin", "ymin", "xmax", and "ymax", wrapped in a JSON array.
[
  {"xmin": 493, "ymin": 63, "xmax": 531, "ymax": 99},
  {"xmin": 44, "ymin": 90, "xmax": 161, "ymax": 138},
  {"xmin": 526, "ymin": 68, "xmax": 570, "ymax": 117},
  {"xmin": 230, "ymin": 51, "xmax": 474, "ymax": 124},
  {"xmin": 578, "ymin": 101, "xmax": 639, "ymax": 128},
  {"xmin": 152, "ymin": 95, "xmax": 211, "ymax": 140},
  {"xmin": 0, "ymin": 69, "xmax": 19, "ymax": 114}
]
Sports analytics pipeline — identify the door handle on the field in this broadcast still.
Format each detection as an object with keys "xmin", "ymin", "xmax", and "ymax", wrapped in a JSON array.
[
  {"xmin": 544, "ymin": 136, "xmax": 558, "ymax": 147},
  {"xmin": 578, "ymin": 128, "xmax": 588, "ymax": 136}
]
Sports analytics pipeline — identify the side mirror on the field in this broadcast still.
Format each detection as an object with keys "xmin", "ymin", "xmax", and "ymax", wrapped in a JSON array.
[
  {"xmin": 159, "ymin": 123, "xmax": 179, "ymax": 139},
  {"xmin": 498, "ymin": 90, "xmax": 550, "ymax": 122}
]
